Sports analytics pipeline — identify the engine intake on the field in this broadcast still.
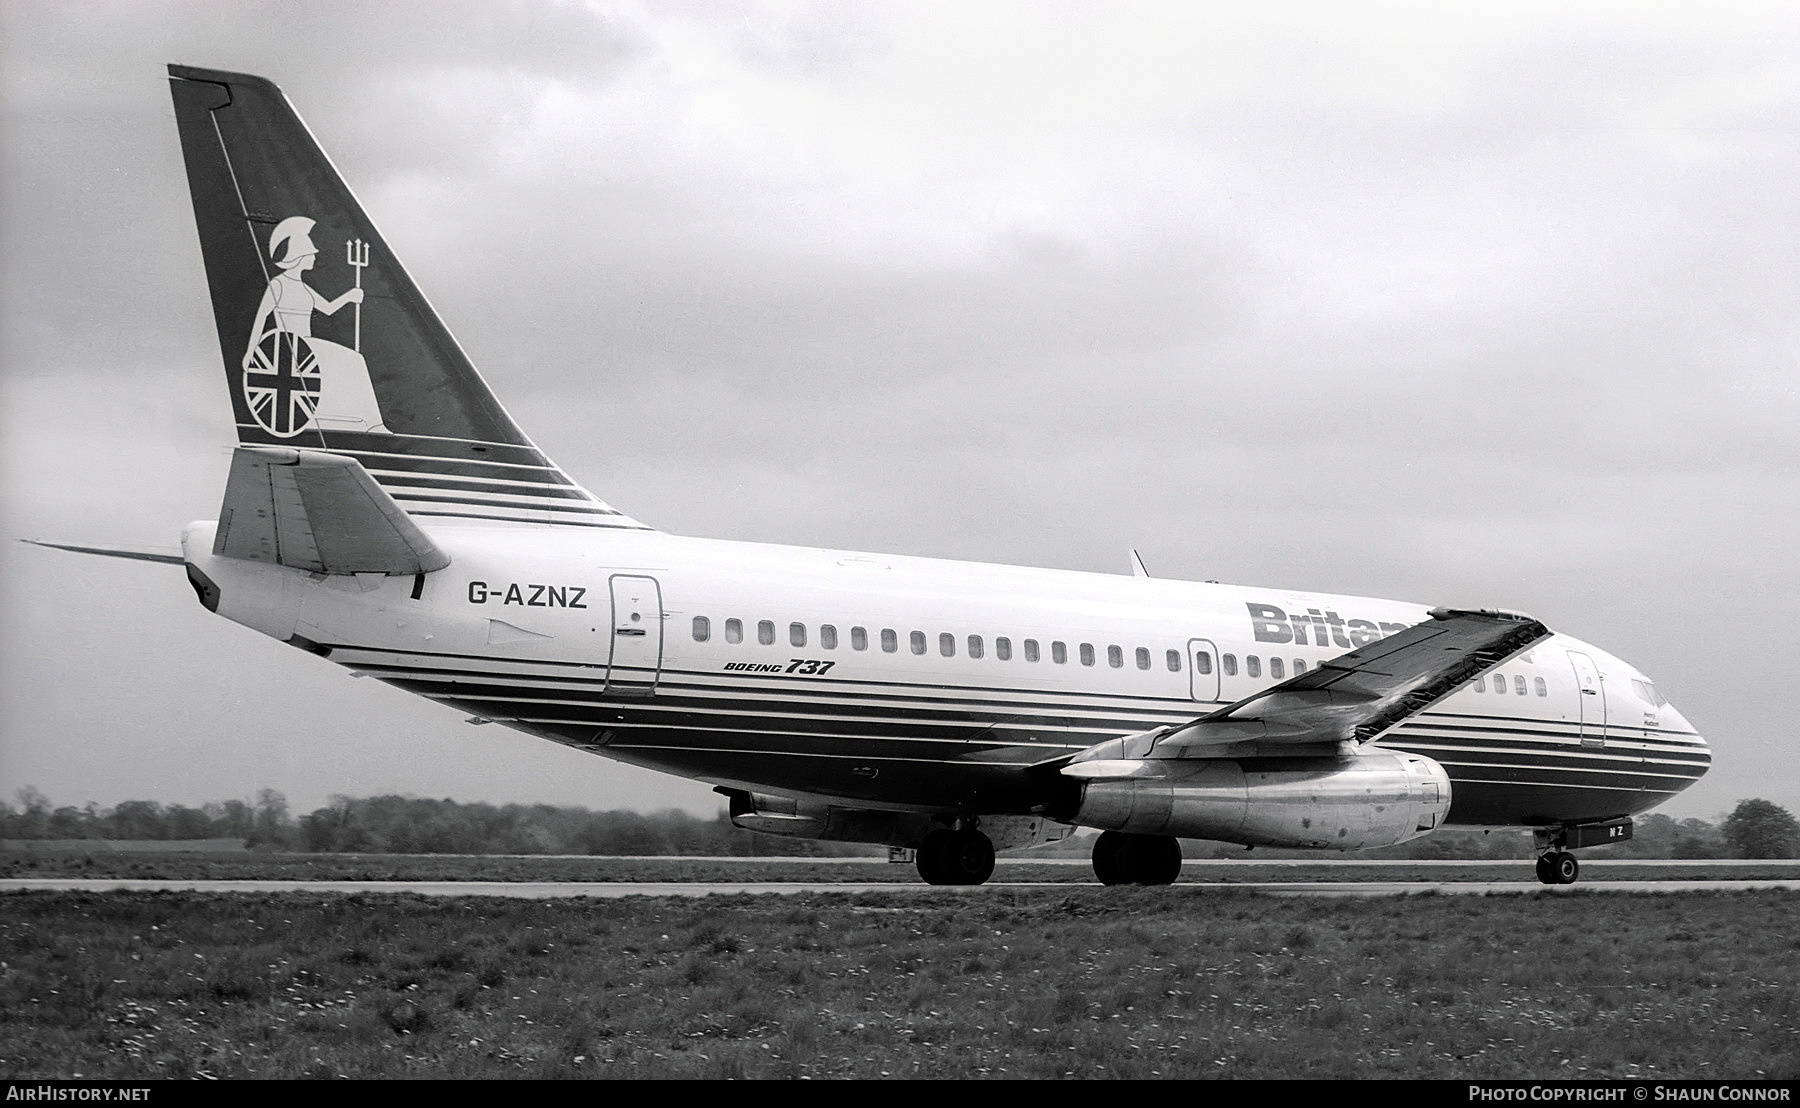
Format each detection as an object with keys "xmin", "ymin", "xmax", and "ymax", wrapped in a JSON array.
[{"xmin": 1074, "ymin": 750, "xmax": 1450, "ymax": 850}]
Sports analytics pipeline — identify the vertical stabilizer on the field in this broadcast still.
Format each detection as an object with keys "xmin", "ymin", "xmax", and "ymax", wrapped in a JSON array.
[{"xmin": 167, "ymin": 64, "xmax": 648, "ymax": 531}]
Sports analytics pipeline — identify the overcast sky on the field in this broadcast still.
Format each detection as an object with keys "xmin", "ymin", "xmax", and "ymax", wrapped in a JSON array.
[{"xmin": 2, "ymin": 1, "xmax": 1796, "ymax": 824}]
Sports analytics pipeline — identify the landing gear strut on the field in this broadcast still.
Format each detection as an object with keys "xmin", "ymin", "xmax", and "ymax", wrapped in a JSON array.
[
  {"xmin": 1534, "ymin": 851, "xmax": 1579, "ymax": 885},
  {"xmin": 916, "ymin": 827, "xmax": 996, "ymax": 886},
  {"xmin": 1091, "ymin": 831, "xmax": 1182, "ymax": 886}
]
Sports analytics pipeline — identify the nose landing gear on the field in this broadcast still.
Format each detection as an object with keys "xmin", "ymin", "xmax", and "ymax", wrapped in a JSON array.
[
  {"xmin": 1534, "ymin": 851, "xmax": 1579, "ymax": 885},
  {"xmin": 1532, "ymin": 818, "xmax": 1630, "ymax": 884}
]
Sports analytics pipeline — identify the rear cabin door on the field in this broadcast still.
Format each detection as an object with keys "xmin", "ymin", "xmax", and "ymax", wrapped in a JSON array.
[
  {"xmin": 1567, "ymin": 649, "xmax": 1606, "ymax": 748},
  {"xmin": 606, "ymin": 574, "xmax": 664, "ymax": 697}
]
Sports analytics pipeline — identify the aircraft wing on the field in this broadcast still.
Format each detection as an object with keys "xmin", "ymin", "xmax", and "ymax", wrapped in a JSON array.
[
  {"xmin": 1064, "ymin": 607, "xmax": 1550, "ymax": 775},
  {"xmin": 213, "ymin": 446, "xmax": 450, "ymax": 575}
]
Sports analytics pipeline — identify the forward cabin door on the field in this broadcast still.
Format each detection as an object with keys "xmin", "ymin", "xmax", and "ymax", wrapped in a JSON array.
[
  {"xmin": 606, "ymin": 574, "xmax": 664, "ymax": 697},
  {"xmin": 1567, "ymin": 650, "xmax": 1606, "ymax": 748}
]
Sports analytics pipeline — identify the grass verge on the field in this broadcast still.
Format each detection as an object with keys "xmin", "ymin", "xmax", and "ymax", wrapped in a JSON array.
[{"xmin": 1, "ymin": 888, "xmax": 1794, "ymax": 1079}]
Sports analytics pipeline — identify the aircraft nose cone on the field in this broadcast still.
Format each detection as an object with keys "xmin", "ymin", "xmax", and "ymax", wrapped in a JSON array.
[{"xmin": 1659, "ymin": 701, "xmax": 1710, "ymax": 784}]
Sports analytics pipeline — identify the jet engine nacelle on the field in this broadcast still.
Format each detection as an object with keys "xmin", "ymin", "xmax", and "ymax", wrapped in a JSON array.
[{"xmin": 1074, "ymin": 750, "xmax": 1451, "ymax": 850}]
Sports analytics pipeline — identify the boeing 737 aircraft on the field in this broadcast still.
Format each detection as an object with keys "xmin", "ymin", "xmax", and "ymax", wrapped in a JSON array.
[{"xmin": 40, "ymin": 66, "xmax": 1712, "ymax": 887}]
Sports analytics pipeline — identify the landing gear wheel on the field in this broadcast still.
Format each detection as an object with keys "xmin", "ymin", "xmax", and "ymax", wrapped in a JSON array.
[
  {"xmin": 1092, "ymin": 830, "xmax": 1128, "ymax": 886},
  {"xmin": 1092, "ymin": 831, "xmax": 1182, "ymax": 886},
  {"xmin": 916, "ymin": 830, "xmax": 954, "ymax": 885},
  {"xmin": 1553, "ymin": 851, "xmax": 1579, "ymax": 885},
  {"xmin": 944, "ymin": 829, "xmax": 995, "ymax": 886},
  {"xmin": 1535, "ymin": 852, "xmax": 1579, "ymax": 885},
  {"xmin": 916, "ymin": 828, "xmax": 995, "ymax": 886}
]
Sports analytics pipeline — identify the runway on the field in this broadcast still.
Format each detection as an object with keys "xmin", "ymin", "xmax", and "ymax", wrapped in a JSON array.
[{"xmin": 5, "ymin": 877, "xmax": 1796, "ymax": 898}]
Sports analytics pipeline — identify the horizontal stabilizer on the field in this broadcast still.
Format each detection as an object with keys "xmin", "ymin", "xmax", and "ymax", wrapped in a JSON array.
[
  {"xmin": 1067, "ymin": 607, "xmax": 1551, "ymax": 767},
  {"xmin": 21, "ymin": 539, "xmax": 185, "ymax": 565},
  {"xmin": 214, "ymin": 446, "xmax": 450, "ymax": 575}
]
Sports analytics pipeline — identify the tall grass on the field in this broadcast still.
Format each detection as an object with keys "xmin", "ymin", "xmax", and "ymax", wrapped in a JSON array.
[{"xmin": 1, "ymin": 889, "xmax": 1794, "ymax": 1079}]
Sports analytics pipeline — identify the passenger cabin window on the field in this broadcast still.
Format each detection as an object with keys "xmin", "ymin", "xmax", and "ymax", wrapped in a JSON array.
[
  {"xmin": 1107, "ymin": 645, "xmax": 1123, "ymax": 669},
  {"xmin": 881, "ymin": 628, "xmax": 898, "ymax": 653},
  {"xmin": 1293, "ymin": 659, "xmax": 1307, "ymax": 674},
  {"xmin": 996, "ymin": 637, "xmax": 1012, "ymax": 661},
  {"xmin": 1514, "ymin": 674, "xmax": 1527, "ymax": 696},
  {"xmin": 758, "ymin": 620, "xmax": 775, "ymax": 646},
  {"xmin": 1222, "ymin": 654, "xmax": 1237, "ymax": 676},
  {"xmin": 1136, "ymin": 647, "xmax": 1152, "ymax": 671},
  {"xmin": 939, "ymin": 632, "xmax": 956, "ymax": 658},
  {"xmin": 968, "ymin": 635, "xmax": 984, "ymax": 659},
  {"xmin": 851, "ymin": 626, "xmax": 869, "ymax": 651},
  {"xmin": 910, "ymin": 631, "xmax": 927, "ymax": 655},
  {"xmin": 692, "ymin": 616, "xmax": 710, "ymax": 642},
  {"xmin": 820, "ymin": 624, "xmax": 838, "ymax": 650},
  {"xmin": 1080, "ymin": 643, "xmax": 1095, "ymax": 667},
  {"xmin": 1190, "ymin": 651, "xmax": 1208, "ymax": 675},
  {"xmin": 1534, "ymin": 676, "xmax": 1547, "ymax": 697},
  {"xmin": 1472, "ymin": 676, "xmax": 1484, "ymax": 692},
  {"xmin": 790, "ymin": 622, "xmax": 807, "ymax": 648},
  {"xmin": 1052, "ymin": 641, "xmax": 1068, "ymax": 664},
  {"xmin": 725, "ymin": 618, "xmax": 743, "ymax": 645},
  {"xmin": 1246, "ymin": 655, "xmax": 1261, "ymax": 679},
  {"xmin": 1269, "ymin": 657, "xmax": 1284, "ymax": 679},
  {"xmin": 1025, "ymin": 639, "xmax": 1041, "ymax": 663}
]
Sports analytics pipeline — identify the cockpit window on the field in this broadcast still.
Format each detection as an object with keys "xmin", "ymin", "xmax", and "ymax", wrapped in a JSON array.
[{"xmin": 1632, "ymin": 678, "xmax": 1668, "ymax": 708}]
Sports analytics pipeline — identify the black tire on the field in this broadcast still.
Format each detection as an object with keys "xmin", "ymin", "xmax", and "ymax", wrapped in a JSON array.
[
  {"xmin": 1554, "ymin": 852, "xmax": 1579, "ymax": 885},
  {"xmin": 1092, "ymin": 830, "xmax": 1129, "ymax": 885},
  {"xmin": 1094, "ymin": 831, "xmax": 1181, "ymax": 885},
  {"xmin": 1535, "ymin": 855, "xmax": 1557, "ymax": 885},
  {"xmin": 1133, "ymin": 835, "xmax": 1183, "ymax": 885},
  {"xmin": 916, "ymin": 829, "xmax": 955, "ymax": 885},
  {"xmin": 944, "ymin": 829, "xmax": 996, "ymax": 886}
]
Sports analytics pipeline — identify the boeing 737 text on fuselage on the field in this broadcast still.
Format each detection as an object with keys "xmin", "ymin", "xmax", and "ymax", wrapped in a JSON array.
[{"xmin": 38, "ymin": 66, "xmax": 1713, "ymax": 887}]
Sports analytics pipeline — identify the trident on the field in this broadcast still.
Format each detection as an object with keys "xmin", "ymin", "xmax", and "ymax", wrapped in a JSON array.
[{"xmin": 346, "ymin": 238, "xmax": 371, "ymax": 352}]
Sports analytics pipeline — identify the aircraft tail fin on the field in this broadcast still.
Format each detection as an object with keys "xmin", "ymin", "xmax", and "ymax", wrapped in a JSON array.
[{"xmin": 167, "ymin": 64, "xmax": 648, "ymax": 532}]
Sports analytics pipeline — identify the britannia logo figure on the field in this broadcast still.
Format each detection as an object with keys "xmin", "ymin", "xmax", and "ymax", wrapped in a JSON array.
[{"xmin": 242, "ymin": 216, "xmax": 388, "ymax": 436}]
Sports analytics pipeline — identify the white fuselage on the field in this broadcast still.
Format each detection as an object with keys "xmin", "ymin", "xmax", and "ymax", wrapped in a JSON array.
[{"xmin": 182, "ymin": 519, "xmax": 1710, "ymax": 830}]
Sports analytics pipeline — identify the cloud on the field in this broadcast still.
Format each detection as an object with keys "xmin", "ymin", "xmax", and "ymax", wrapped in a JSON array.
[{"xmin": 3, "ymin": 1, "xmax": 1796, "ymax": 820}]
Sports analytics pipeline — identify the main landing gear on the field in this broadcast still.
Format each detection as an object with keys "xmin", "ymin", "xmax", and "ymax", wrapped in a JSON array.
[
  {"xmin": 1535, "ymin": 851, "xmax": 1580, "ymax": 885},
  {"xmin": 1091, "ymin": 830, "xmax": 1182, "ymax": 886},
  {"xmin": 916, "ymin": 827, "xmax": 996, "ymax": 885}
]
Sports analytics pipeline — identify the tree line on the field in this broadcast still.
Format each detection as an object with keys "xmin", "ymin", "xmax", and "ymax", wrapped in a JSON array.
[
  {"xmin": 0, "ymin": 788, "xmax": 861, "ymax": 856},
  {"xmin": 3, "ymin": 787, "xmax": 1796, "ymax": 858}
]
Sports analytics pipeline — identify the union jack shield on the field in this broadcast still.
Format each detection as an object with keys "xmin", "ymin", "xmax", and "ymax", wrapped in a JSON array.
[{"xmin": 242, "ymin": 329, "xmax": 320, "ymax": 437}]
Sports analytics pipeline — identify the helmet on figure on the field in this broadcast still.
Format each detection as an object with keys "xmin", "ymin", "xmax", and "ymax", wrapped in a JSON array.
[{"xmin": 268, "ymin": 216, "xmax": 318, "ymax": 270}]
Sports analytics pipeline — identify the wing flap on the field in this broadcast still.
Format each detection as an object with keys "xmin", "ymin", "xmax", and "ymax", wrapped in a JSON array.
[{"xmin": 213, "ymin": 446, "xmax": 450, "ymax": 575}]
